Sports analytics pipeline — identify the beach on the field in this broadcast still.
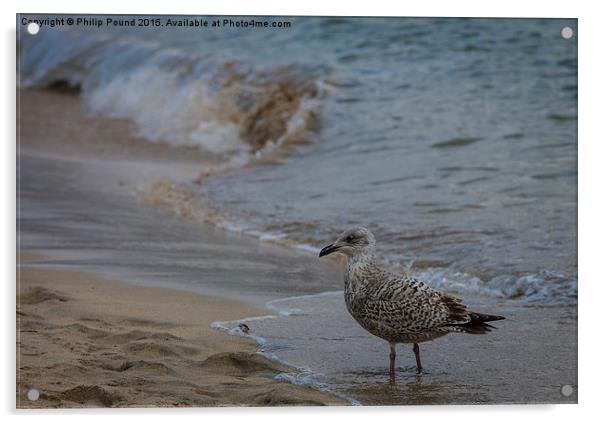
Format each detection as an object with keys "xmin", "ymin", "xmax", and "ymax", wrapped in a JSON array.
[
  {"xmin": 17, "ymin": 263, "xmax": 345, "ymax": 407},
  {"xmin": 17, "ymin": 16, "xmax": 578, "ymax": 407},
  {"xmin": 17, "ymin": 87, "xmax": 577, "ymax": 406},
  {"xmin": 16, "ymin": 88, "xmax": 349, "ymax": 407}
]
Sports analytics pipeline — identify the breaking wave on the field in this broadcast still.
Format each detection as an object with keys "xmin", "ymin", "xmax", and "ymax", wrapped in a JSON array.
[{"xmin": 17, "ymin": 26, "xmax": 323, "ymax": 157}]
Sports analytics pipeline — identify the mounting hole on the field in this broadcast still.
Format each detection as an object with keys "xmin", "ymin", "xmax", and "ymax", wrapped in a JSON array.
[
  {"xmin": 561, "ymin": 384, "xmax": 574, "ymax": 397},
  {"xmin": 27, "ymin": 388, "xmax": 39, "ymax": 401},
  {"xmin": 26, "ymin": 22, "xmax": 40, "ymax": 35},
  {"xmin": 561, "ymin": 26, "xmax": 573, "ymax": 40}
]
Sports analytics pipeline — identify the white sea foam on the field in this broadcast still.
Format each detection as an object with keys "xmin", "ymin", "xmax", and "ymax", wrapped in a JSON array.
[
  {"xmin": 210, "ymin": 290, "xmax": 360, "ymax": 406},
  {"xmin": 274, "ymin": 372, "xmax": 361, "ymax": 406},
  {"xmin": 294, "ymin": 243, "xmax": 322, "ymax": 254},
  {"xmin": 412, "ymin": 266, "xmax": 577, "ymax": 304},
  {"xmin": 210, "ymin": 315, "xmax": 281, "ymax": 348},
  {"xmin": 258, "ymin": 232, "xmax": 287, "ymax": 242},
  {"xmin": 86, "ymin": 66, "xmax": 249, "ymax": 153},
  {"xmin": 265, "ymin": 291, "xmax": 341, "ymax": 316}
]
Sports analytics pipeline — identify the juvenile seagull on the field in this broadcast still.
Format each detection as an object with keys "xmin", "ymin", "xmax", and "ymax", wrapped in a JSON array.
[{"xmin": 319, "ymin": 227, "xmax": 505, "ymax": 378}]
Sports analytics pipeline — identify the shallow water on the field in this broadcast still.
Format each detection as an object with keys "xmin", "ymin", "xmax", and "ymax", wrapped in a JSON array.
[{"xmin": 218, "ymin": 291, "xmax": 577, "ymax": 405}]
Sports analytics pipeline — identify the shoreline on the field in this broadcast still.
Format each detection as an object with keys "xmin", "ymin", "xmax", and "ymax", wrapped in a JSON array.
[
  {"xmin": 17, "ymin": 87, "xmax": 577, "ymax": 406},
  {"xmin": 17, "ymin": 90, "xmax": 349, "ymax": 408},
  {"xmin": 17, "ymin": 254, "xmax": 347, "ymax": 408},
  {"xmin": 16, "ymin": 88, "xmax": 349, "ymax": 407}
]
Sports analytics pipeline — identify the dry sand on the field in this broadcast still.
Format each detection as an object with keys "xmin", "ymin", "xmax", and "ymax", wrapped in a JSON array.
[{"xmin": 17, "ymin": 255, "xmax": 345, "ymax": 408}]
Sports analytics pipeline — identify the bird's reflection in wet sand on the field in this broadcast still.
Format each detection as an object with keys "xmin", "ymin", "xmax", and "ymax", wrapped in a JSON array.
[{"xmin": 339, "ymin": 367, "xmax": 490, "ymax": 405}]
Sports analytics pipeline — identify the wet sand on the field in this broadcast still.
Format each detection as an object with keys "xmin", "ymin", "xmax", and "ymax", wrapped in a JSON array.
[
  {"xmin": 17, "ymin": 88, "xmax": 577, "ymax": 406},
  {"xmin": 17, "ymin": 88, "xmax": 220, "ymax": 166},
  {"xmin": 17, "ymin": 261, "xmax": 345, "ymax": 407},
  {"xmin": 17, "ymin": 88, "xmax": 346, "ymax": 407}
]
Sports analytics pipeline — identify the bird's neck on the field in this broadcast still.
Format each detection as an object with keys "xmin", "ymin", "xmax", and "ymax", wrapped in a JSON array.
[
  {"xmin": 347, "ymin": 251, "xmax": 374, "ymax": 269},
  {"xmin": 344, "ymin": 252, "xmax": 376, "ymax": 291}
]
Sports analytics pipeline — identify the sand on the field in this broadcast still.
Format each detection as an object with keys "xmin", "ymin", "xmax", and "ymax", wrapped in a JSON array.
[
  {"xmin": 16, "ymin": 88, "xmax": 346, "ymax": 408},
  {"xmin": 17, "ymin": 260, "xmax": 345, "ymax": 408}
]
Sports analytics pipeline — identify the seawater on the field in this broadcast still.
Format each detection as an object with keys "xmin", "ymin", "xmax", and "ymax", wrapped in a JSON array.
[
  {"xmin": 17, "ymin": 16, "xmax": 577, "ymax": 304},
  {"xmin": 212, "ymin": 288, "xmax": 577, "ymax": 405}
]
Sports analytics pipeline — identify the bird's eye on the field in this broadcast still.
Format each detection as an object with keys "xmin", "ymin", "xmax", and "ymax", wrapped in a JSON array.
[{"xmin": 346, "ymin": 235, "xmax": 355, "ymax": 242}]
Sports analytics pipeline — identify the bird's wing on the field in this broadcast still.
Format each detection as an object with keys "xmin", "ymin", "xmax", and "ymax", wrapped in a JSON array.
[{"xmin": 353, "ymin": 275, "xmax": 471, "ymax": 333}]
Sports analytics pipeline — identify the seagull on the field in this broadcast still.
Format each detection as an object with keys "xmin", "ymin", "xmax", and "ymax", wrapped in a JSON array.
[{"xmin": 319, "ymin": 227, "xmax": 505, "ymax": 379}]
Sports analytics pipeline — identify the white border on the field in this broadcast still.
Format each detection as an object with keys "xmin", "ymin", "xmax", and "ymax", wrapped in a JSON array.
[
  {"xmin": 1, "ymin": 0, "xmax": 586, "ymax": 17},
  {"xmin": 3, "ymin": 1, "xmax": 599, "ymax": 422}
]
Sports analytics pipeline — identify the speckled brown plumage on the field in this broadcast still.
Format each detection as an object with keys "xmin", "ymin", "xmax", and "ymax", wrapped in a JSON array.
[{"xmin": 319, "ymin": 227, "xmax": 505, "ymax": 378}]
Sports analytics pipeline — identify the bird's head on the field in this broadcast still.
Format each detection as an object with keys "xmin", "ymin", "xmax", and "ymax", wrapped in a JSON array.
[{"xmin": 319, "ymin": 227, "xmax": 376, "ymax": 260}]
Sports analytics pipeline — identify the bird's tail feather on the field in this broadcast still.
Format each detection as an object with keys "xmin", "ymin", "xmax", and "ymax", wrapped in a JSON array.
[
  {"xmin": 468, "ymin": 311, "xmax": 505, "ymax": 324},
  {"xmin": 458, "ymin": 322, "xmax": 496, "ymax": 334},
  {"xmin": 449, "ymin": 311, "xmax": 505, "ymax": 334}
]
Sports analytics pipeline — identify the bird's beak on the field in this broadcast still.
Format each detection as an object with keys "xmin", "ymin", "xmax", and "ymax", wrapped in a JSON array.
[{"xmin": 319, "ymin": 243, "xmax": 340, "ymax": 257}]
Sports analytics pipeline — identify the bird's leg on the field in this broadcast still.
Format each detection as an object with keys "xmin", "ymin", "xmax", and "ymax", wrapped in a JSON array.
[
  {"xmin": 413, "ymin": 343, "xmax": 422, "ymax": 373},
  {"xmin": 389, "ymin": 343, "xmax": 396, "ymax": 382}
]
